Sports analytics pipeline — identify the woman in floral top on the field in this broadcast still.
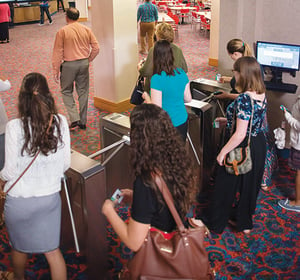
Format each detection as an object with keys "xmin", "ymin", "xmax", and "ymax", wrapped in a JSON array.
[{"xmin": 206, "ymin": 56, "xmax": 267, "ymax": 235}]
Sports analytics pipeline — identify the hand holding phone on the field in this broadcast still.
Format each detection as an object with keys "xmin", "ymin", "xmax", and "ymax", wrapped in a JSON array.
[
  {"xmin": 280, "ymin": 105, "xmax": 289, "ymax": 113},
  {"xmin": 111, "ymin": 189, "xmax": 124, "ymax": 204},
  {"xmin": 213, "ymin": 90, "xmax": 223, "ymax": 95}
]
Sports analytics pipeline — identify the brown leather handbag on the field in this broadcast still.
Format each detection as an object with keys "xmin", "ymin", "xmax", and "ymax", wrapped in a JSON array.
[{"xmin": 120, "ymin": 175, "xmax": 214, "ymax": 280}]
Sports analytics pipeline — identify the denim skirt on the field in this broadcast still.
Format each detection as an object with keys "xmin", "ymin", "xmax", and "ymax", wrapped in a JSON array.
[{"xmin": 4, "ymin": 192, "xmax": 61, "ymax": 253}]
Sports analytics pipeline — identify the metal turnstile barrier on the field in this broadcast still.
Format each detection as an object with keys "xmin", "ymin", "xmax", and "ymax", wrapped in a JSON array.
[
  {"xmin": 100, "ymin": 113, "xmax": 133, "ymax": 196},
  {"xmin": 61, "ymin": 150, "xmax": 107, "ymax": 279},
  {"xmin": 187, "ymin": 78, "xmax": 231, "ymax": 191}
]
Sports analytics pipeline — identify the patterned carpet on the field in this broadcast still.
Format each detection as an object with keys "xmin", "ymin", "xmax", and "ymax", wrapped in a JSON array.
[{"xmin": 0, "ymin": 11, "xmax": 299, "ymax": 280}]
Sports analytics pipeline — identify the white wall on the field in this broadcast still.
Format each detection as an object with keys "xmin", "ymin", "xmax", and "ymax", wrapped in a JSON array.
[{"xmin": 218, "ymin": 0, "xmax": 300, "ymax": 137}]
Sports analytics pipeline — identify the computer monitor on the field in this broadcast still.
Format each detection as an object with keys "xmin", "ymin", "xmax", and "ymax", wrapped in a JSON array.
[{"xmin": 256, "ymin": 41, "xmax": 300, "ymax": 72}]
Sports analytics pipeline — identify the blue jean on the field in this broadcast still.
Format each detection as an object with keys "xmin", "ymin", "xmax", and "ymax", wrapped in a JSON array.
[{"xmin": 40, "ymin": 6, "xmax": 52, "ymax": 24}]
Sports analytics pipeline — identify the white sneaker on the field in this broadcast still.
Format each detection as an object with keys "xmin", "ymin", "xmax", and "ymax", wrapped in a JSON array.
[
  {"xmin": 49, "ymin": 21, "xmax": 53, "ymax": 25},
  {"xmin": 278, "ymin": 199, "xmax": 300, "ymax": 213},
  {"xmin": 38, "ymin": 23, "xmax": 44, "ymax": 26}
]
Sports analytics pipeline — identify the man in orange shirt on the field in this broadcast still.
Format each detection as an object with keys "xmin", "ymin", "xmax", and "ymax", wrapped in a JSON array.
[{"xmin": 52, "ymin": 7, "xmax": 99, "ymax": 130}]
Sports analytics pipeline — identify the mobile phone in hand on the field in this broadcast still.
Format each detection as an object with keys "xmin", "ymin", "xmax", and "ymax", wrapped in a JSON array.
[
  {"xmin": 280, "ymin": 105, "xmax": 290, "ymax": 113},
  {"xmin": 111, "ymin": 189, "xmax": 123, "ymax": 203}
]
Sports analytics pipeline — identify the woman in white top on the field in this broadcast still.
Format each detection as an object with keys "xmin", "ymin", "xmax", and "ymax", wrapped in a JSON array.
[{"xmin": 0, "ymin": 73, "xmax": 70, "ymax": 280}]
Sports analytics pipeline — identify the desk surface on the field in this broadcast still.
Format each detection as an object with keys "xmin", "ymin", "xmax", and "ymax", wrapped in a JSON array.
[
  {"xmin": 195, "ymin": 11, "xmax": 211, "ymax": 20},
  {"xmin": 169, "ymin": 6, "xmax": 196, "ymax": 10},
  {"xmin": 158, "ymin": 12, "xmax": 175, "ymax": 23}
]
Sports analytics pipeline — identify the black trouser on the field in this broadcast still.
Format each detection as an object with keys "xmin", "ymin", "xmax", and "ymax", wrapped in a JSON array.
[
  {"xmin": 57, "ymin": 0, "xmax": 65, "ymax": 12},
  {"xmin": 176, "ymin": 119, "xmax": 188, "ymax": 142},
  {"xmin": 40, "ymin": 6, "xmax": 52, "ymax": 24},
  {"xmin": 0, "ymin": 22, "xmax": 9, "ymax": 41},
  {"xmin": 207, "ymin": 132, "xmax": 266, "ymax": 233}
]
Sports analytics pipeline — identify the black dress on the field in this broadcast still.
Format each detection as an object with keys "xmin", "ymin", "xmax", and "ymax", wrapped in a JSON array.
[{"xmin": 207, "ymin": 93, "xmax": 267, "ymax": 233}]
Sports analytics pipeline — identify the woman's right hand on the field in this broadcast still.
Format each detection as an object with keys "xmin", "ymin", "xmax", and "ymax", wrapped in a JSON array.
[
  {"xmin": 137, "ymin": 59, "xmax": 146, "ymax": 71},
  {"xmin": 120, "ymin": 189, "xmax": 133, "ymax": 204},
  {"xmin": 214, "ymin": 117, "xmax": 227, "ymax": 128},
  {"xmin": 214, "ymin": 91, "xmax": 232, "ymax": 100},
  {"xmin": 219, "ymin": 76, "xmax": 231, "ymax": 83}
]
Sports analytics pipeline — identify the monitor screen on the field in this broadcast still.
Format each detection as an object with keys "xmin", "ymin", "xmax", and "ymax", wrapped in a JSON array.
[{"xmin": 256, "ymin": 41, "xmax": 300, "ymax": 71}]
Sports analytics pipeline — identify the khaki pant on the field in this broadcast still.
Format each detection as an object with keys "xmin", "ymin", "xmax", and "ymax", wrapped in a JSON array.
[
  {"xmin": 139, "ymin": 22, "xmax": 155, "ymax": 53},
  {"xmin": 60, "ymin": 59, "xmax": 89, "ymax": 125}
]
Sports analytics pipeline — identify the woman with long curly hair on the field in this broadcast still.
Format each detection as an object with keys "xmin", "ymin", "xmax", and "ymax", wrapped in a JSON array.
[
  {"xmin": 102, "ymin": 104, "xmax": 196, "ymax": 252},
  {"xmin": 0, "ymin": 72, "xmax": 70, "ymax": 280}
]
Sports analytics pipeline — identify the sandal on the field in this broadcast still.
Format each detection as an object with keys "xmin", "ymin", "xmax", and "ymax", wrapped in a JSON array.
[{"xmin": 0, "ymin": 271, "xmax": 14, "ymax": 280}]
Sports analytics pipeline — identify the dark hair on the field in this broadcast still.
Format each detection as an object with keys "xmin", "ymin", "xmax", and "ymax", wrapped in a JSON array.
[
  {"xmin": 153, "ymin": 40, "xmax": 177, "ymax": 76},
  {"xmin": 227, "ymin": 38, "xmax": 253, "ymax": 57},
  {"xmin": 18, "ymin": 72, "xmax": 62, "ymax": 156},
  {"xmin": 233, "ymin": 56, "xmax": 266, "ymax": 94},
  {"xmin": 66, "ymin": 7, "xmax": 80, "ymax": 21},
  {"xmin": 129, "ymin": 104, "xmax": 196, "ymax": 218}
]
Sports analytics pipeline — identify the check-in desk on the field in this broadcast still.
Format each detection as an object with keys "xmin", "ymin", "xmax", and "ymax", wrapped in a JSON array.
[
  {"xmin": 14, "ymin": 1, "xmax": 57, "ymax": 24},
  {"xmin": 61, "ymin": 150, "xmax": 107, "ymax": 279}
]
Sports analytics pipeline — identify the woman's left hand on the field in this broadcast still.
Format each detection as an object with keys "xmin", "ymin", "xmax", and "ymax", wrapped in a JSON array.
[
  {"xmin": 0, "ymin": 179, "xmax": 6, "ymax": 191},
  {"xmin": 217, "ymin": 152, "xmax": 226, "ymax": 166},
  {"xmin": 102, "ymin": 199, "xmax": 117, "ymax": 217}
]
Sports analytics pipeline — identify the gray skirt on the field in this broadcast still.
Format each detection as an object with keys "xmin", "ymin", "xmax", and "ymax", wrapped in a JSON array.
[{"xmin": 4, "ymin": 192, "xmax": 61, "ymax": 253}]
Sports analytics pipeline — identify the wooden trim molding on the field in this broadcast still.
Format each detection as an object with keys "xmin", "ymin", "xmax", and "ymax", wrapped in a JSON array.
[
  {"xmin": 208, "ymin": 58, "xmax": 218, "ymax": 67},
  {"xmin": 94, "ymin": 96, "xmax": 134, "ymax": 113},
  {"xmin": 78, "ymin": 18, "xmax": 88, "ymax": 22}
]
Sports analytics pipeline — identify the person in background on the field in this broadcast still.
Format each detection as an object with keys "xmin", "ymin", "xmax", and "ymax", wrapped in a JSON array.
[
  {"xmin": 0, "ymin": 77, "xmax": 10, "ymax": 170},
  {"xmin": 215, "ymin": 38, "xmax": 277, "ymax": 190},
  {"xmin": 102, "ymin": 104, "xmax": 196, "ymax": 252},
  {"xmin": 57, "ymin": 0, "xmax": 65, "ymax": 12},
  {"xmin": 39, "ymin": 0, "xmax": 53, "ymax": 26},
  {"xmin": 138, "ymin": 22, "xmax": 188, "ymax": 93},
  {"xmin": 142, "ymin": 40, "xmax": 192, "ymax": 141},
  {"xmin": 217, "ymin": 39, "xmax": 253, "ymax": 100},
  {"xmin": 0, "ymin": 73, "xmax": 70, "ymax": 280},
  {"xmin": 137, "ymin": 0, "xmax": 158, "ymax": 55},
  {"xmin": 0, "ymin": 3, "xmax": 10, "ymax": 43},
  {"xmin": 278, "ymin": 100, "xmax": 300, "ymax": 212},
  {"xmin": 52, "ymin": 7, "xmax": 100, "ymax": 130},
  {"xmin": 8, "ymin": 3, "xmax": 14, "ymax": 28},
  {"xmin": 206, "ymin": 56, "xmax": 267, "ymax": 235}
]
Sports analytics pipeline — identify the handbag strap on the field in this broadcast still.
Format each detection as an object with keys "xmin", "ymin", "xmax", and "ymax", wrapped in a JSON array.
[
  {"xmin": 5, "ymin": 151, "xmax": 40, "ymax": 194},
  {"xmin": 231, "ymin": 93, "xmax": 254, "ymax": 146},
  {"xmin": 4, "ymin": 114, "xmax": 54, "ymax": 194},
  {"xmin": 153, "ymin": 175, "xmax": 186, "ymax": 233}
]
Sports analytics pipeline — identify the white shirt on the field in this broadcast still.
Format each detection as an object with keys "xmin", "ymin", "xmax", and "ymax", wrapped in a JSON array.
[
  {"xmin": 0, "ymin": 79, "xmax": 11, "ymax": 92},
  {"xmin": 0, "ymin": 114, "xmax": 71, "ymax": 197},
  {"xmin": 0, "ymin": 79, "xmax": 10, "ymax": 134}
]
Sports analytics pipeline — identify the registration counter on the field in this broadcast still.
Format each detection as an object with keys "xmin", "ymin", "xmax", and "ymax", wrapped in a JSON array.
[{"xmin": 14, "ymin": 1, "xmax": 57, "ymax": 24}]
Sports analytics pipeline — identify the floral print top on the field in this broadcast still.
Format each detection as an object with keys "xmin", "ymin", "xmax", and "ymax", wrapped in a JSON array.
[{"xmin": 226, "ymin": 93, "xmax": 267, "ymax": 136}]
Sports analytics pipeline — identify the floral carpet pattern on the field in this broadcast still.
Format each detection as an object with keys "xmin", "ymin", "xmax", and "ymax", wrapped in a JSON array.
[{"xmin": 0, "ymin": 11, "xmax": 299, "ymax": 280}]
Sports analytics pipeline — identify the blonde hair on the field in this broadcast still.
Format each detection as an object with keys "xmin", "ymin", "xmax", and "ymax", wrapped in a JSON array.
[
  {"xmin": 155, "ymin": 22, "xmax": 174, "ymax": 43},
  {"xmin": 227, "ymin": 38, "xmax": 253, "ymax": 57}
]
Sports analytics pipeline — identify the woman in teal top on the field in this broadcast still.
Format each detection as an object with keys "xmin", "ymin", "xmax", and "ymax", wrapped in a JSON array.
[{"xmin": 143, "ymin": 40, "xmax": 192, "ymax": 140}]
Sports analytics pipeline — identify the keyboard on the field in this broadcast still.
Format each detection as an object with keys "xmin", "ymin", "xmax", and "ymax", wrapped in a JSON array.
[{"xmin": 265, "ymin": 81, "xmax": 298, "ymax": 93}]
